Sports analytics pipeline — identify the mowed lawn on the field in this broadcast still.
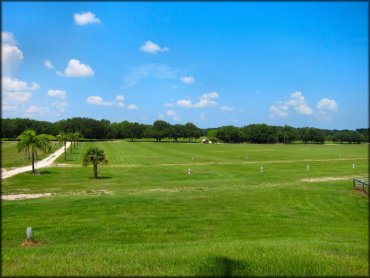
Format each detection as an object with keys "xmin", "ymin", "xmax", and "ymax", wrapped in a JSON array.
[{"xmin": 1, "ymin": 141, "xmax": 368, "ymax": 276}]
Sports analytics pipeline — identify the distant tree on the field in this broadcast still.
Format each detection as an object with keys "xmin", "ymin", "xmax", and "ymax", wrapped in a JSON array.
[
  {"xmin": 207, "ymin": 129, "xmax": 218, "ymax": 143},
  {"xmin": 152, "ymin": 120, "xmax": 170, "ymax": 141},
  {"xmin": 17, "ymin": 129, "xmax": 52, "ymax": 173},
  {"xmin": 57, "ymin": 131, "xmax": 68, "ymax": 160},
  {"xmin": 183, "ymin": 122, "xmax": 200, "ymax": 141},
  {"xmin": 169, "ymin": 124, "xmax": 184, "ymax": 142},
  {"xmin": 82, "ymin": 147, "xmax": 108, "ymax": 179}
]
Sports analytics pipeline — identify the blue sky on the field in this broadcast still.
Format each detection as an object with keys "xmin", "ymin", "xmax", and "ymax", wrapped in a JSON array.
[{"xmin": 2, "ymin": 2, "xmax": 368, "ymax": 129}]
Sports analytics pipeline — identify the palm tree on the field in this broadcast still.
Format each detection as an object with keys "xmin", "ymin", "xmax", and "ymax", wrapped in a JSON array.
[
  {"xmin": 17, "ymin": 129, "xmax": 51, "ymax": 173},
  {"xmin": 57, "ymin": 131, "xmax": 67, "ymax": 160},
  {"xmin": 82, "ymin": 147, "xmax": 108, "ymax": 179}
]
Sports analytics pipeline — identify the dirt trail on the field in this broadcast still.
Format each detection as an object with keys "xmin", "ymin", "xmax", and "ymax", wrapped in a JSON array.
[{"xmin": 1, "ymin": 142, "xmax": 71, "ymax": 180}]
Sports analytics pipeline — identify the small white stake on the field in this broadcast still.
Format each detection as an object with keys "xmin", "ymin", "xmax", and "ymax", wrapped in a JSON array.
[
  {"xmin": 352, "ymin": 163, "xmax": 355, "ymax": 169},
  {"xmin": 260, "ymin": 166, "xmax": 263, "ymax": 173},
  {"xmin": 188, "ymin": 168, "xmax": 191, "ymax": 175},
  {"xmin": 306, "ymin": 165, "xmax": 310, "ymax": 171},
  {"xmin": 26, "ymin": 227, "xmax": 32, "ymax": 240}
]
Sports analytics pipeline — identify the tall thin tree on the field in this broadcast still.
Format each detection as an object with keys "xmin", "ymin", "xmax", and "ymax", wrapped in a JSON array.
[{"xmin": 82, "ymin": 147, "xmax": 108, "ymax": 179}]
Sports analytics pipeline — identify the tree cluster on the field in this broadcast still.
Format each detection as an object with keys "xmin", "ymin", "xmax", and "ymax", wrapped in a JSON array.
[{"xmin": 1, "ymin": 117, "xmax": 368, "ymax": 144}]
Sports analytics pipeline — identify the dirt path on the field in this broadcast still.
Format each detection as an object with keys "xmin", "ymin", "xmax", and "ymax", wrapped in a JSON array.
[{"xmin": 1, "ymin": 142, "xmax": 71, "ymax": 180}]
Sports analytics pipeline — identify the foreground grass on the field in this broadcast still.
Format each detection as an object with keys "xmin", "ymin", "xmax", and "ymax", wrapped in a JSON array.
[
  {"xmin": 1, "ymin": 142, "xmax": 368, "ymax": 276},
  {"xmin": 1, "ymin": 141, "xmax": 63, "ymax": 169}
]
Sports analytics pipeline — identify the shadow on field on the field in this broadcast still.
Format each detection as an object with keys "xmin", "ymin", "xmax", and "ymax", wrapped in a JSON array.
[
  {"xmin": 88, "ymin": 176, "xmax": 112, "ymax": 180},
  {"xmin": 197, "ymin": 256, "xmax": 250, "ymax": 276},
  {"xmin": 33, "ymin": 170, "xmax": 59, "ymax": 175}
]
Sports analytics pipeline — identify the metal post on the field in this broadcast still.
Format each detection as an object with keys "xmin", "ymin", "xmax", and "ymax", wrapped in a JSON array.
[{"xmin": 26, "ymin": 227, "xmax": 32, "ymax": 240}]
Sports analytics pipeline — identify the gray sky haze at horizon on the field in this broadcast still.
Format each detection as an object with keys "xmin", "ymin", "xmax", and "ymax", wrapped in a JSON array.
[{"xmin": 2, "ymin": 2, "xmax": 368, "ymax": 129}]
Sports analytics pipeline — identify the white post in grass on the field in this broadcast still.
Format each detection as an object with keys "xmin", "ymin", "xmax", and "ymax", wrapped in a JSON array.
[
  {"xmin": 352, "ymin": 163, "xmax": 355, "ymax": 169},
  {"xmin": 26, "ymin": 227, "xmax": 32, "ymax": 240},
  {"xmin": 188, "ymin": 168, "xmax": 191, "ymax": 175},
  {"xmin": 260, "ymin": 166, "xmax": 263, "ymax": 173},
  {"xmin": 306, "ymin": 165, "xmax": 310, "ymax": 171}
]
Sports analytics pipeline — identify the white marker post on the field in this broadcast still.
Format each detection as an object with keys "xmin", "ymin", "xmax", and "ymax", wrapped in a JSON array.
[
  {"xmin": 26, "ymin": 227, "xmax": 32, "ymax": 240},
  {"xmin": 188, "ymin": 168, "xmax": 191, "ymax": 175},
  {"xmin": 352, "ymin": 163, "xmax": 355, "ymax": 169},
  {"xmin": 260, "ymin": 166, "xmax": 263, "ymax": 173},
  {"xmin": 306, "ymin": 165, "xmax": 310, "ymax": 171}
]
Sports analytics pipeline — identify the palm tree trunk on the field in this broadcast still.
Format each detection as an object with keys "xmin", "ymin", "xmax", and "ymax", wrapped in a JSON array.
[
  {"xmin": 93, "ymin": 163, "xmax": 98, "ymax": 179},
  {"xmin": 64, "ymin": 141, "xmax": 67, "ymax": 160},
  {"xmin": 31, "ymin": 147, "xmax": 35, "ymax": 173}
]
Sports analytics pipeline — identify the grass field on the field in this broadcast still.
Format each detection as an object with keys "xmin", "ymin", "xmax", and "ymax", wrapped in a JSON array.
[
  {"xmin": 1, "ymin": 141, "xmax": 368, "ymax": 276},
  {"xmin": 1, "ymin": 141, "xmax": 63, "ymax": 169}
]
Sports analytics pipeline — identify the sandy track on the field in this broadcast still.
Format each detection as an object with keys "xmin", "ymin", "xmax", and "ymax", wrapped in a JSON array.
[{"xmin": 1, "ymin": 142, "xmax": 71, "ymax": 180}]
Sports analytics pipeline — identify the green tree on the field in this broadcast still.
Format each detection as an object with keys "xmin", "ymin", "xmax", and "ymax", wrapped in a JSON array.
[
  {"xmin": 16, "ymin": 129, "xmax": 52, "ymax": 173},
  {"xmin": 82, "ymin": 147, "xmax": 108, "ymax": 179}
]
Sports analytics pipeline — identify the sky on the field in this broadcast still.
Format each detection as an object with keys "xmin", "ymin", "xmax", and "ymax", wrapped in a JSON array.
[{"xmin": 2, "ymin": 2, "xmax": 368, "ymax": 129}]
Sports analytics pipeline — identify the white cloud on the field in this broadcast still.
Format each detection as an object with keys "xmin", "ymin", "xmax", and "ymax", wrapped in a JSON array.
[
  {"xmin": 164, "ymin": 102, "xmax": 174, "ymax": 107},
  {"xmin": 44, "ymin": 60, "xmax": 54, "ymax": 69},
  {"xmin": 220, "ymin": 106, "xmax": 235, "ymax": 112},
  {"xmin": 115, "ymin": 95, "xmax": 125, "ymax": 102},
  {"xmin": 74, "ymin": 11, "xmax": 101, "ymax": 25},
  {"xmin": 2, "ymin": 77, "xmax": 39, "ymax": 91},
  {"xmin": 87, "ymin": 96, "xmax": 113, "ymax": 106},
  {"xmin": 123, "ymin": 63, "xmax": 177, "ymax": 88},
  {"xmin": 270, "ymin": 91, "xmax": 313, "ymax": 117},
  {"xmin": 2, "ymin": 32, "xmax": 18, "ymax": 45},
  {"xmin": 128, "ymin": 104, "xmax": 138, "ymax": 110},
  {"xmin": 64, "ymin": 59, "xmax": 94, "ymax": 77},
  {"xmin": 176, "ymin": 92, "xmax": 219, "ymax": 109},
  {"xmin": 47, "ymin": 89, "xmax": 67, "ymax": 99},
  {"xmin": 177, "ymin": 99, "xmax": 193, "ymax": 108},
  {"xmin": 26, "ymin": 105, "xmax": 50, "ymax": 115},
  {"xmin": 270, "ymin": 101, "xmax": 289, "ymax": 117},
  {"xmin": 167, "ymin": 110, "xmax": 180, "ymax": 121},
  {"xmin": 5, "ymin": 92, "xmax": 32, "ymax": 103},
  {"xmin": 52, "ymin": 101, "xmax": 69, "ymax": 112},
  {"xmin": 180, "ymin": 76, "xmax": 195, "ymax": 85},
  {"xmin": 56, "ymin": 71, "xmax": 63, "ymax": 76},
  {"xmin": 193, "ymin": 92, "xmax": 219, "ymax": 108},
  {"xmin": 2, "ymin": 44, "xmax": 24, "ymax": 76},
  {"xmin": 200, "ymin": 112, "xmax": 206, "ymax": 121},
  {"xmin": 316, "ymin": 98, "xmax": 337, "ymax": 111},
  {"xmin": 140, "ymin": 40, "xmax": 169, "ymax": 54}
]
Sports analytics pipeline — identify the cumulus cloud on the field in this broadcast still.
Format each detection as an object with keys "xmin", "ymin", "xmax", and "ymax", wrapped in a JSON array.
[
  {"xmin": 64, "ymin": 59, "xmax": 94, "ymax": 77},
  {"xmin": 140, "ymin": 40, "xmax": 169, "ymax": 54},
  {"xmin": 316, "ymin": 98, "xmax": 337, "ymax": 112},
  {"xmin": 176, "ymin": 92, "xmax": 219, "ymax": 109},
  {"xmin": 123, "ymin": 63, "xmax": 178, "ymax": 88},
  {"xmin": 180, "ymin": 76, "xmax": 195, "ymax": 85},
  {"xmin": 26, "ymin": 105, "xmax": 50, "ymax": 115},
  {"xmin": 2, "ymin": 32, "xmax": 18, "ymax": 45},
  {"xmin": 167, "ymin": 110, "xmax": 180, "ymax": 121},
  {"xmin": 52, "ymin": 101, "xmax": 69, "ymax": 112},
  {"xmin": 74, "ymin": 11, "xmax": 101, "ymax": 25},
  {"xmin": 270, "ymin": 101, "xmax": 289, "ymax": 117},
  {"xmin": 87, "ymin": 96, "xmax": 113, "ymax": 106},
  {"xmin": 47, "ymin": 89, "xmax": 67, "ymax": 99},
  {"xmin": 128, "ymin": 104, "xmax": 138, "ymax": 110},
  {"xmin": 220, "ymin": 106, "xmax": 235, "ymax": 112},
  {"xmin": 115, "ymin": 95, "xmax": 125, "ymax": 102},
  {"xmin": 164, "ymin": 102, "xmax": 174, "ymax": 107},
  {"xmin": 44, "ymin": 60, "xmax": 54, "ymax": 69},
  {"xmin": 270, "ymin": 91, "xmax": 313, "ymax": 117},
  {"xmin": 2, "ymin": 43, "xmax": 24, "ymax": 76},
  {"xmin": 5, "ymin": 92, "xmax": 32, "ymax": 103},
  {"xmin": 2, "ymin": 77, "xmax": 39, "ymax": 91}
]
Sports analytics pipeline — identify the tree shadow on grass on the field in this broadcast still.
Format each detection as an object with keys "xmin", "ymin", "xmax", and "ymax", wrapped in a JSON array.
[
  {"xmin": 29, "ymin": 170, "xmax": 59, "ymax": 175},
  {"xmin": 88, "ymin": 176, "xmax": 112, "ymax": 180},
  {"xmin": 197, "ymin": 256, "xmax": 251, "ymax": 277}
]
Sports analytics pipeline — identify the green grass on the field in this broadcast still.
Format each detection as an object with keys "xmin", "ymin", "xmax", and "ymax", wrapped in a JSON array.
[
  {"xmin": 1, "ymin": 141, "xmax": 368, "ymax": 276},
  {"xmin": 1, "ymin": 141, "xmax": 64, "ymax": 169}
]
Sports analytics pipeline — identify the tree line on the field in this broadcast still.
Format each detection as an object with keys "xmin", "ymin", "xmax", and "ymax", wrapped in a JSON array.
[{"xmin": 1, "ymin": 117, "xmax": 368, "ymax": 144}]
